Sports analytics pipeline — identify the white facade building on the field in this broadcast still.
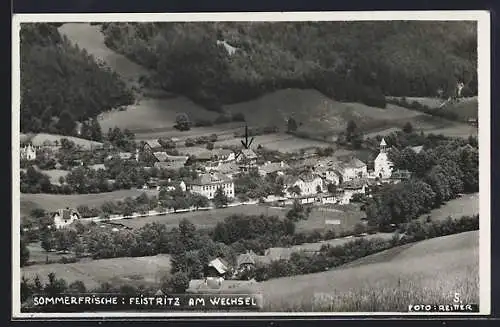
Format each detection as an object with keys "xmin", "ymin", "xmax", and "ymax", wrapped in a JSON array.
[
  {"xmin": 53, "ymin": 208, "xmax": 80, "ymax": 229},
  {"xmin": 283, "ymin": 174, "xmax": 324, "ymax": 198},
  {"xmin": 20, "ymin": 144, "xmax": 37, "ymax": 161},
  {"xmin": 189, "ymin": 172, "xmax": 234, "ymax": 200},
  {"xmin": 374, "ymin": 138, "xmax": 394, "ymax": 179}
]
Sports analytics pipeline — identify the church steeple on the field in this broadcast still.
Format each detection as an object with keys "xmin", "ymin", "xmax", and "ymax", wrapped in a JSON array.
[{"xmin": 380, "ymin": 138, "xmax": 387, "ymax": 153}]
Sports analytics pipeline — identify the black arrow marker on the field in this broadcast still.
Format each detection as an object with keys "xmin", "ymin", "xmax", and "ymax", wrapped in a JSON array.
[{"xmin": 240, "ymin": 124, "xmax": 254, "ymax": 149}]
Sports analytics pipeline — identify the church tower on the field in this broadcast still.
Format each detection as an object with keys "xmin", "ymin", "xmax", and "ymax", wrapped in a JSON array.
[
  {"xmin": 380, "ymin": 138, "xmax": 387, "ymax": 153},
  {"xmin": 374, "ymin": 137, "xmax": 393, "ymax": 180}
]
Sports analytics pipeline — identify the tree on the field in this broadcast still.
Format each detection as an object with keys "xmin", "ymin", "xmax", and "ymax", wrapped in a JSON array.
[
  {"xmin": 56, "ymin": 110, "xmax": 76, "ymax": 135},
  {"xmin": 40, "ymin": 229, "xmax": 55, "ymax": 252},
  {"xmin": 213, "ymin": 187, "xmax": 229, "ymax": 208},
  {"xmin": 175, "ymin": 113, "xmax": 191, "ymax": 131},
  {"xmin": 287, "ymin": 185, "xmax": 302, "ymax": 197},
  {"xmin": 327, "ymin": 183, "xmax": 337, "ymax": 194},
  {"xmin": 316, "ymin": 184, "xmax": 323, "ymax": 194},
  {"xmin": 164, "ymin": 271, "xmax": 190, "ymax": 293},
  {"xmin": 209, "ymin": 133, "xmax": 218, "ymax": 142},
  {"xmin": 353, "ymin": 223, "xmax": 366, "ymax": 236},
  {"xmin": 21, "ymin": 239, "xmax": 30, "ymax": 267},
  {"xmin": 67, "ymin": 280, "xmax": 87, "ymax": 293},
  {"xmin": 54, "ymin": 229, "xmax": 77, "ymax": 253},
  {"xmin": 206, "ymin": 142, "xmax": 214, "ymax": 150},
  {"xmin": 73, "ymin": 237, "xmax": 86, "ymax": 257},
  {"xmin": 90, "ymin": 119, "xmax": 103, "ymax": 141},
  {"xmin": 287, "ymin": 118, "xmax": 298, "ymax": 133},
  {"xmin": 403, "ymin": 122, "xmax": 414, "ymax": 134}
]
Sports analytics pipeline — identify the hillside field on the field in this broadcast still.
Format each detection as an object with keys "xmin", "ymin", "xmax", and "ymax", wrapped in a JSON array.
[
  {"xmin": 57, "ymin": 23, "xmax": 475, "ymax": 144},
  {"xmin": 20, "ymin": 189, "xmax": 159, "ymax": 216},
  {"xmin": 260, "ymin": 231, "xmax": 479, "ymax": 312},
  {"xmin": 116, "ymin": 203, "xmax": 366, "ymax": 233},
  {"xmin": 21, "ymin": 254, "xmax": 172, "ymax": 290},
  {"xmin": 419, "ymin": 193, "xmax": 479, "ymax": 222},
  {"xmin": 19, "ymin": 133, "xmax": 103, "ymax": 150}
]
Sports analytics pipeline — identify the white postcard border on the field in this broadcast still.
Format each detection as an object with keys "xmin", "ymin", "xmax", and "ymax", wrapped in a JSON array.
[{"xmin": 11, "ymin": 10, "xmax": 491, "ymax": 319}]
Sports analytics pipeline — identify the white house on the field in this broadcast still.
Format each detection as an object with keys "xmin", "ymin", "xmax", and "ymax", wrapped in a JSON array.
[
  {"xmin": 374, "ymin": 138, "xmax": 394, "ymax": 179},
  {"xmin": 53, "ymin": 208, "xmax": 81, "ymax": 229},
  {"xmin": 236, "ymin": 149, "xmax": 258, "ymax": 165},
  {"xmin": 258, "ymin": 161, "xmax": 289, "ymax": 177},
  {"xmin": 315, "ymin": 165, "xmax": 341, "ymax": 186},
  {"xmin": 338, "ymin": 179, "xmax": 367, "ymax": 205},
  {"xmin": 332, "ymin": 157, "xmax": 368, "ymax": 182},
  {"xmin": 283, "ymin": 173, "xmax": 324, "ymax": 198},
  {"xmin": 189, "ymin": 172, "xmax": 234, "ymax": 200},
  {"xmin": 20, "ymin": 144, "xmax": 37, "ymax": 161}
]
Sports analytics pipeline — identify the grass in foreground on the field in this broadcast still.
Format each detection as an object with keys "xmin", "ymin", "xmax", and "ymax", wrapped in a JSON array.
[{"xmin": 261, "ymin": 231, "xmax": 479, "ymax": 312}]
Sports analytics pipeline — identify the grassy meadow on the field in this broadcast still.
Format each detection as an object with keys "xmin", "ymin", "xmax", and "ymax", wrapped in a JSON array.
[
  {"xmin": 20, "ymin": 189, "xmax": 159, "ymax": 216},
  {"xmin": 260, "ymin": 231, "xmax": 479, "ymax": 312},
  {"xmin": 21, "ymin": 254, "xmax": 172, "ymax": 290}
]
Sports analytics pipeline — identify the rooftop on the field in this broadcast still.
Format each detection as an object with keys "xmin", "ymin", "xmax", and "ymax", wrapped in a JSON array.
[{"xmin": 192, "ymin": 172, "xmax": 232, "ymax": 185}]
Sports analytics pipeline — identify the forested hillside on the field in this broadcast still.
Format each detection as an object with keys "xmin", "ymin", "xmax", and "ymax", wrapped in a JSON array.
[
  {"xmin": 20, "ymin": 23, "xmax": 135, "ymax": 135},
  {"xmin": 100, "ymin": 21, "xmax": 477, "ymax": 111}
]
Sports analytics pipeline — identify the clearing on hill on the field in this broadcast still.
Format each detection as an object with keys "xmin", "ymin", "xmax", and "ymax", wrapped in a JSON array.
[
  {"xmin": 21, "ymin": 254, "xmax": 172, "ymax": 290},
  {"xmin": 260, "ymin": 231, "xmax": 479, "ymax": 312},
  {"xmin": 20, "ymin": 133, "xmax": 103, "ymax": 150},
  {"xmin": 224, "ymin": 89, "xmax": 460, "ymax": 138}
]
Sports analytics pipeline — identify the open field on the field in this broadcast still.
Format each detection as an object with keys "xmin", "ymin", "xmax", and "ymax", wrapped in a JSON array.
[
  {"xmin": 21, "ymin": 254, "xmax": 172, "ymax": 290},
  {"xmin": 390, "ymin": 96, "xmax": 478, "ymax": 121},
  {"xmin": 215, "ymin": 132, "xmax": 333, "ymax": 152},
  {"xmin": 97, "ymin": 97, "xmax": 221, "ymax": 133},
  {"xmin": 26, "ymin": 242, "xmax": 72, "ymax": 265},
  {"xmin": 20, "ymin": 189, "xmax": 159, "ymax": 215},
  {"xmin": 20, "ymin": 133, "xmax": 103, "ymax": 150},
  {"xmin": 420, "ymin": 193, "xmax": 479, "ymax": 222},
  {"xmin": 261, "ymin": 231, "xmax": 479, "ymax": 311},
  {"xmin": 117, "ymin": 203, "xmax": 366, "ymax": 234}
]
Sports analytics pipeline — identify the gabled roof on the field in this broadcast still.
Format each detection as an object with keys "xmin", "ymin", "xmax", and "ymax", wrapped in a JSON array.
[
  {"xmin": 119, "ymin": 152, "xmax": 133, "ymax": 160},
  {"xmin": 342, "ymin": 178, "xmax": 367, "ymax": 190},
  {"xmin": 145, "ymin": 140, "xmax": 162, "ymax": 149},
  {"xmin": 380, "ymin": 138, "xmax": 387, "ymax": 146},
  {"xmin": 195, "ymin": 151, "xmax": 213, "ymax": 161},
  {"xmin": 54, "ymin": 208, "xmax": 80, "ymax": 219},
  {"xmin": 154, "ymin": 161, "xmax": 185, "ymax": 170},
  {"xmin": 237, "ymin": 251, "xmax": 256, "ymax": 267},
  {"xmin": 259, "ymin": 161, "xmax": 289, "ymax": 174},
  {"xmin": 153, "ymin": 152, "xmax": 169, "ymax": 162},
  {"xmin": 410, "ymin": 145, "xmax": 424, "ymax": 154},
  {"xmin": 239, "ymin": 149, "xmax": 257, "ymax": 159},
  {"xmin": 208, "ymin": 257, "xmax": 230, "ymax": 275},
  {"xmin": 89, "ymin": 163, "xmax": 106, "ymax": 171},
  {"xmin": 192, "ymin": 172, "xmax": 232, "ymax": 185}
]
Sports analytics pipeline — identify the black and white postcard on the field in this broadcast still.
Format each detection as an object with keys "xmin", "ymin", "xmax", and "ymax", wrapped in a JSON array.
[{"xmin": 11, "ymin": 11, "xmax": 491, "ymax": 318}]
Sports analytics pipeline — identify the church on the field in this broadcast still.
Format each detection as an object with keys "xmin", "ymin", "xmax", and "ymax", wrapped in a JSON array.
[{"xmin": 373, "ymin": 138, "xmax": 393, "ymax": 179}]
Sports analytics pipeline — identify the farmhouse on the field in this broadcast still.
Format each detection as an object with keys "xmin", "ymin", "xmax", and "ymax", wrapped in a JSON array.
[
  {"xmin": 20, "ymin": 144, "xmax": 38, "ymax": 161},
  {"xmin": 283, "ymin": 173, "xmax": 324, "ymax": 198},
  {"xmin": 143, "ymin": 140, "xmax": 163, "ymax": 152},
  {"xmin": 209, "ymin": 161, "xmax": 241, "ymax": 178},
  {"xmin": 374, "ymin": 138, "xmax": 394, "ymax": 179},
  {"xmin": 314, "ymin": 165, "xmax": 341, "ymax": 186},
  {"xmin": 205, "ymin": 257, "xmax": 232, "ymax": 278},
  {"xmin": 258, "ymin": 161, "xmax": 289, "ymax": 177},
  {"xmin": 189, "ymin": 172, "xmax": 235, "ymax": 199},
  {"xmin": 336, "ymin": 156, "xmax": 368, "ymax": 182},
  {"xmin": 152, "ymin": 154, "xmax": 188, "ymax": 170},
  {"xmin": 236, "ymin": 251, "xmax": 256, "ymax": 273},
  {"xmin": 338, "ymin": 179, "xmax": 367, "ymax": 205},
  {"xmin": 52, "ymin": 208, "xmax": 81, "ymax": 229},
  {"xmin": 236, "ymin": 149, "xmax": 258, "ymax": 165},
  {"xmin": 212, "ymin": 148, "xmax": 236, "ymax": 163}
]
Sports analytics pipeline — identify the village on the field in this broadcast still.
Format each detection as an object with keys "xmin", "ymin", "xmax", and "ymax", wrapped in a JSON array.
[
  {"xmin": 20, "ymin": 129, "xmax": 415, "ymax": 229},
  {"xmin": 19, "ymin": 124, "xmax": 429, "ymax": 290},
  {"xmin": 17, "ymin": 20, "xmax": 481, "ymax": 312}
]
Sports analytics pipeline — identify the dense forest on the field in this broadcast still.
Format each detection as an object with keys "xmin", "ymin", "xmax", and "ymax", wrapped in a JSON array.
[
  {"xmin": 100, "ymin": 21, "xmax": 477, "ymax": 111},
  {"xmin": 20, "ymin": 23, "xmax": 135, "ymax": 135}
]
